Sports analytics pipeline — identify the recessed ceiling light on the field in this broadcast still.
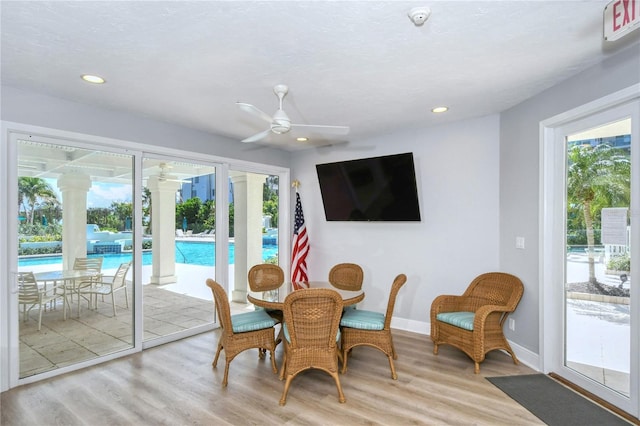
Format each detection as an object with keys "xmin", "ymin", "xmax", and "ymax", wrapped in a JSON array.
[
  {"xmin": 296, "ymin": 137, "xmax": 309, "ymax": 142},
  {"xmin": 432, "ymin": 106, "xmax": 448, "ymax": 113},
  {"xmin": 81, "ymin": 74, "xmax": 105, "ymax": 84}
]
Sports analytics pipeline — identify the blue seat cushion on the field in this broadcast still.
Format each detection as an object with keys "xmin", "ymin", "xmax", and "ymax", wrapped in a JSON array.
[
  {"xmin": 436, "ymin": 311, "xmax": 475, "ymax": 331},
  {"xmin": 231, "ymin": 309, "xmax": 277, "ymax": 333},
  {"xmin": 340, "ymin": 309, "xmax": 385, "ymax": 331},
  {"xmin": 282, "ymin": 323, "xmax": 340, "ymax": 343}
]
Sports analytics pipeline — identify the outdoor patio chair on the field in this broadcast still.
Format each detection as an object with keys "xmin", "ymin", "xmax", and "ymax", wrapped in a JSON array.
[
  {"xmin": 78, "ymin": 261, "xmax": 131, "ymax": 317},
  {"xmin": 430, "ymin": 272, "xmax": 524, "ymax": 373},
  {"xmin": 206, "ymin": 278, "xmax": 278, "ymax": 387},
  {"xmin": 18, "ymin": 271, "xmax": 64, "ymax": 331},
  {"xmin": 72, "ymin": 257, "xmax": 103, "ymax": 314},
  {"xmin": 340, "ymin": 274, "xmax": 407, "ymax": 379},
  {"xmin": 279, "ymin": 288, "xmax": 345, "ymax": 405}
]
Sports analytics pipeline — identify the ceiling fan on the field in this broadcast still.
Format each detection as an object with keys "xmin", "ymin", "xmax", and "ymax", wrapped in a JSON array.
[
  {"xmin": 237, "ymin": 84, "xmax": 350, "ymax": 143},
  {"xmin": 157, "ymin": 163, "xmax": 191, "ymax": 183}
]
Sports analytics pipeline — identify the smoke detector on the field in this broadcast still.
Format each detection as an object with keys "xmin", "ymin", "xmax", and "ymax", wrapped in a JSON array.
[{"xmin": 408, "ymin": 7, "xmax": 431, "ymax": 26}]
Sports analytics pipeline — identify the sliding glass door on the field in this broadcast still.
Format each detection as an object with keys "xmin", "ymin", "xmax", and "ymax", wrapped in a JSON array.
[
  {"xmin": 14, "ymin": 138, "xmax": 136, "ymax": 379},
  {"xmin": 6, "ymin": 128, "xmax": 290, "ymax": 388},
  {"xmin": 141, "ymin": 157, "xmax": 217, "ymax": 343}
]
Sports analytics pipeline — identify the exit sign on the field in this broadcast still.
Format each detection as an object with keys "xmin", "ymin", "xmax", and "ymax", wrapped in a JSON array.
[{"xmin": 604, "ymin": 0, "xmax": 640, "ymax": 41}]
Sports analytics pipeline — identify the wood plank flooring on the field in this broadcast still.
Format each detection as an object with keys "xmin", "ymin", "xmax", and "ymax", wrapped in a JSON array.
[{"xmin": 1, "ymin": 329, "xmax": 544, "ymax": 425}]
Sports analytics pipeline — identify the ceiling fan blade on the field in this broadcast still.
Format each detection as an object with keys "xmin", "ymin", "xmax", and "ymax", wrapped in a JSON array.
[
  {"xmin": 236, "ymin": 102, "xmax": 273, "ymax": 124},
  {"xmin": 241, "ymin": 128, "xmax": 272, "ymax": 143},
  {"xmin": 290, "ymin": 123, "xmax": 350, "ymax": 135}
]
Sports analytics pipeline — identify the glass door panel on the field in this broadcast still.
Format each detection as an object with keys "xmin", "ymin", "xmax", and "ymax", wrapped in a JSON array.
[
  {"xmin": 228, "ymin": 170, "xmax": 280, "ymax": 314},
  {"xmin": 141, "ymin": 158, "xmax": 216, "ymax": 342},
  {"xmin": 556, "ymin": 100, "xmax": 639, "ymax": 417},
  {"xmin": 16, "ymin": 140, "xmax": 135, "ymax": 378}
]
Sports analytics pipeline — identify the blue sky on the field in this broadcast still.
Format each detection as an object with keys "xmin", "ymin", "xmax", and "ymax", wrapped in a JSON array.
[{"xmin": 46, "ymin": 179, "xmax": 132, "ymax": 208}]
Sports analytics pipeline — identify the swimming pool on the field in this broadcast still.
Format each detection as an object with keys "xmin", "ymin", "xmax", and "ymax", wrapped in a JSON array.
[{"xmin": 18, "ymin": 241, "xmax": 279, "ymax": 269}]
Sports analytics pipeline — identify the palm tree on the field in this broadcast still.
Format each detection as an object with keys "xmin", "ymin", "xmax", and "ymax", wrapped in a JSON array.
[
  {"xmin": 18, "ymin": 177, "xmax": 59, "ymax": 225},
  {"xmin": 567, "ymin": 143, "xmax": 630, "ymax": 284}
]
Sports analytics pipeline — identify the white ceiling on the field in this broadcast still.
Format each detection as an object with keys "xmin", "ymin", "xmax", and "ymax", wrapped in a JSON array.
[{"xmin": 1, "ymin": 1, "xmax": 636, "ymax": 151}]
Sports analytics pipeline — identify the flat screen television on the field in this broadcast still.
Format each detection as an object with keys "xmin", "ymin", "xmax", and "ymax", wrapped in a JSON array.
[{"xmin": 316, "ymin": 152, "xmax": 421, "ymax": 221}]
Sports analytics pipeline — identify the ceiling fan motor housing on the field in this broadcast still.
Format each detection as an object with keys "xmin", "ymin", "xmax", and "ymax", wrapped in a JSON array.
[{"xmin": 271, "ymin": 109, "xmax": 291, "ymax": 134}]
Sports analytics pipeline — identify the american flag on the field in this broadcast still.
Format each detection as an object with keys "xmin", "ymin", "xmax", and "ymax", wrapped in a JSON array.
[{"xmin": 291, "ymin": 192, "xmax": 309, "ymax": 289}]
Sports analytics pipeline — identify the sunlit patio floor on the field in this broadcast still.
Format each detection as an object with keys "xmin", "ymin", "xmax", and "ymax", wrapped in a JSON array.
[{"xmin": 18, "ymin": 264, "xmax": 253, "ymax": 379}]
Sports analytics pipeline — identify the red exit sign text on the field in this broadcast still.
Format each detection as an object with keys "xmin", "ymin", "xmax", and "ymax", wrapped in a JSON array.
[{"xmin": 604, "ymin": 0, "xmax": 640, "ymax": 41}]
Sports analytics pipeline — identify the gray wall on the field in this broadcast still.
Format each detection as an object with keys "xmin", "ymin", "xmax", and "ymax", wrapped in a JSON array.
[
  {"xmin": 499, "ymin": 43, "xmax": 640, "ymax": 353},
  {"xmin": 1, "ymin": 86, "xmax": 290, "ymax": 167},
  {"xmin": 291, "ymin": 114, "xmax": 501, "ymax": 331}
]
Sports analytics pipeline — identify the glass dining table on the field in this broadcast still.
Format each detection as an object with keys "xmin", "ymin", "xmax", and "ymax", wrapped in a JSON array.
[{"xmin": 247, "ymin": 281, "xmax": 364, "ymax": 310}]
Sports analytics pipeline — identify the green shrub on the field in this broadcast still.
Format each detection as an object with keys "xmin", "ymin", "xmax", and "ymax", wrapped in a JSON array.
[
  {"xmin": 607, "ymin": 254, "xmax": 630, "ymax": 271},
  {"xmin": 18, "ymin": 246, "xmax": 62, "ymax": 256}
]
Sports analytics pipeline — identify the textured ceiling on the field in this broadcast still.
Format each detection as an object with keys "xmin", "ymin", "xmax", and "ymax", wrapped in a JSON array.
[{"xmin": 1, "ymin": 1, "xmax": 636, "ymax": 151}]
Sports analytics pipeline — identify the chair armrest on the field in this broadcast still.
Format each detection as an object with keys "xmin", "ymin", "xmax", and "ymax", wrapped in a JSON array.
[
  {"xmin": 430, "ymin": 295, "xmax": 474, "ymax": 314},
  {"xmin": 98, "ymin": 275, "xmax": 116, "ymax": 284},
  {"xmin": 473, "ymin": 304, "xmax": 513, "ymax": 331}
]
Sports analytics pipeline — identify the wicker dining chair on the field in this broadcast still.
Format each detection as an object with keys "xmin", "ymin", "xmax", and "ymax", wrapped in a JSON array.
[
  {"xmin": 328, "ymin": 263, "xmax": 364, "ymax": 291},
  {"xmin": 430, "ymin": 272, "xmax": 524, "ymax": 374},
  {"xmin": 248, "ymin": 263, "xmax": 285, "ymax": 322},
  {"xmin": 340, "ymin": 274, "xmax": 407, "ymax": 379},
  {"xmin": 279, "ymin": 288, "xmax": 345, "ymax": 406},
  {"xmin": 206, "ymin": 279, "xmax": 278, "ymax": 387}
]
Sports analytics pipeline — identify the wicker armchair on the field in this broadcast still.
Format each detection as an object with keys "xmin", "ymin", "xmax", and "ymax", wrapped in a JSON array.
[
  {"xmin": 328, "ymin": 263, "xmax": 364, "ymax": 291},
  {"xmin": 340, "ymin": 274, "xmax": 407, "ymax": 379},
  {"xmin": 279, "ymin": 288, "xmax": 345, "ymax": 405},
  {"xmin": 206, "ymin": 279, "xmax": 278, "ymax": 386},
  {"xmin": 430, "ymin": 272, "xmax": 524, "ymax": 373},
  {"xmin": 248, "ymin": 264, "xmax": 284, "ymax": 322}
]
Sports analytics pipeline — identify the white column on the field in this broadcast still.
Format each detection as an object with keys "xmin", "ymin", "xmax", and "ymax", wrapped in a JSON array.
[
  {"xmin": 57, "ymin": 173, "xmax": 92, "ymax": 271},
  {"xmin": 147, "ymin": 175, "xmax": 181, "ymax": 284},
  {"xmin": 230, "ymin": 173, "xmax": 267, "ymax": 302}
]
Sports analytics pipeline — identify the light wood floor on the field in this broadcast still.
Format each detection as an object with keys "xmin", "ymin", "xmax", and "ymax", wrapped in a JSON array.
[{"xmin": 2, "ymin": 329, "xmax": 545, "ymax": 425}]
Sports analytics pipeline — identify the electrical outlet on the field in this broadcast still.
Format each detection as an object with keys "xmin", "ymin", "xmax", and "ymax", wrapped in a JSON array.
[{"xmin": 508, "ymin": 318, "xmax": 515, "ymax": 331}]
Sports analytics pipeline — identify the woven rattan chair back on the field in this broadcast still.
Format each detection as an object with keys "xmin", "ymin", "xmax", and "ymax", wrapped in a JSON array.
[
  {"xmin": 207, "ymin": 279, "xmax": 234, "ymax": 338},
  {"xmin": 248, "ymin": 264, "xmax": 284, "ymax": 292},
  {"xmin": 430, "ymin": 272, "xmax": 524, "ymax": 373},
  {"xmin": 205, "ymin": 278, "xmax": 278, "ymax": 386},
  {"xmin": 328, "ymin": 263, "xmax": 363, "ymax": 291},
  {"xmin": 383, "ymin": 274, "xmax": 408, "ymax": 330},
  {"xmin": 279, "ymin": 288, "xmax": 345, "ymax": 405},
  {"xmin": 462, "ymin": 272, "xmax": 524, "ymax": 312}
]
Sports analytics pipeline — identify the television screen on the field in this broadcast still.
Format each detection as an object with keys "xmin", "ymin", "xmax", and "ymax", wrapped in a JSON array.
[{"xmin": 316, "ymin": 152, "xmax": 421, "ymax": 221}]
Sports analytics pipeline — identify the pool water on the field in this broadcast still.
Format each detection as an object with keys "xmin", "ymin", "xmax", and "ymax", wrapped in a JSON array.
[{"xmin": 18, "ymin": 241, "xmax": 279, "ymax": 269}]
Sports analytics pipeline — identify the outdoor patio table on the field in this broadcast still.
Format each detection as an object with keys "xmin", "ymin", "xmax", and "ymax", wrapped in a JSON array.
[
  {"xmin": 247, "ymin": 281, "xmax": 364, "ymax": 311},
  {"xmin": 34, "ymin": 270, "xmax": 101, "ymax": 320}
]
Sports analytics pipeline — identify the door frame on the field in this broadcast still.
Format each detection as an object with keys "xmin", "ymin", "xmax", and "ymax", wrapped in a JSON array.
[{"xmin": 540, "ymin": 84, "xmax": 640, "ymax": 416}]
